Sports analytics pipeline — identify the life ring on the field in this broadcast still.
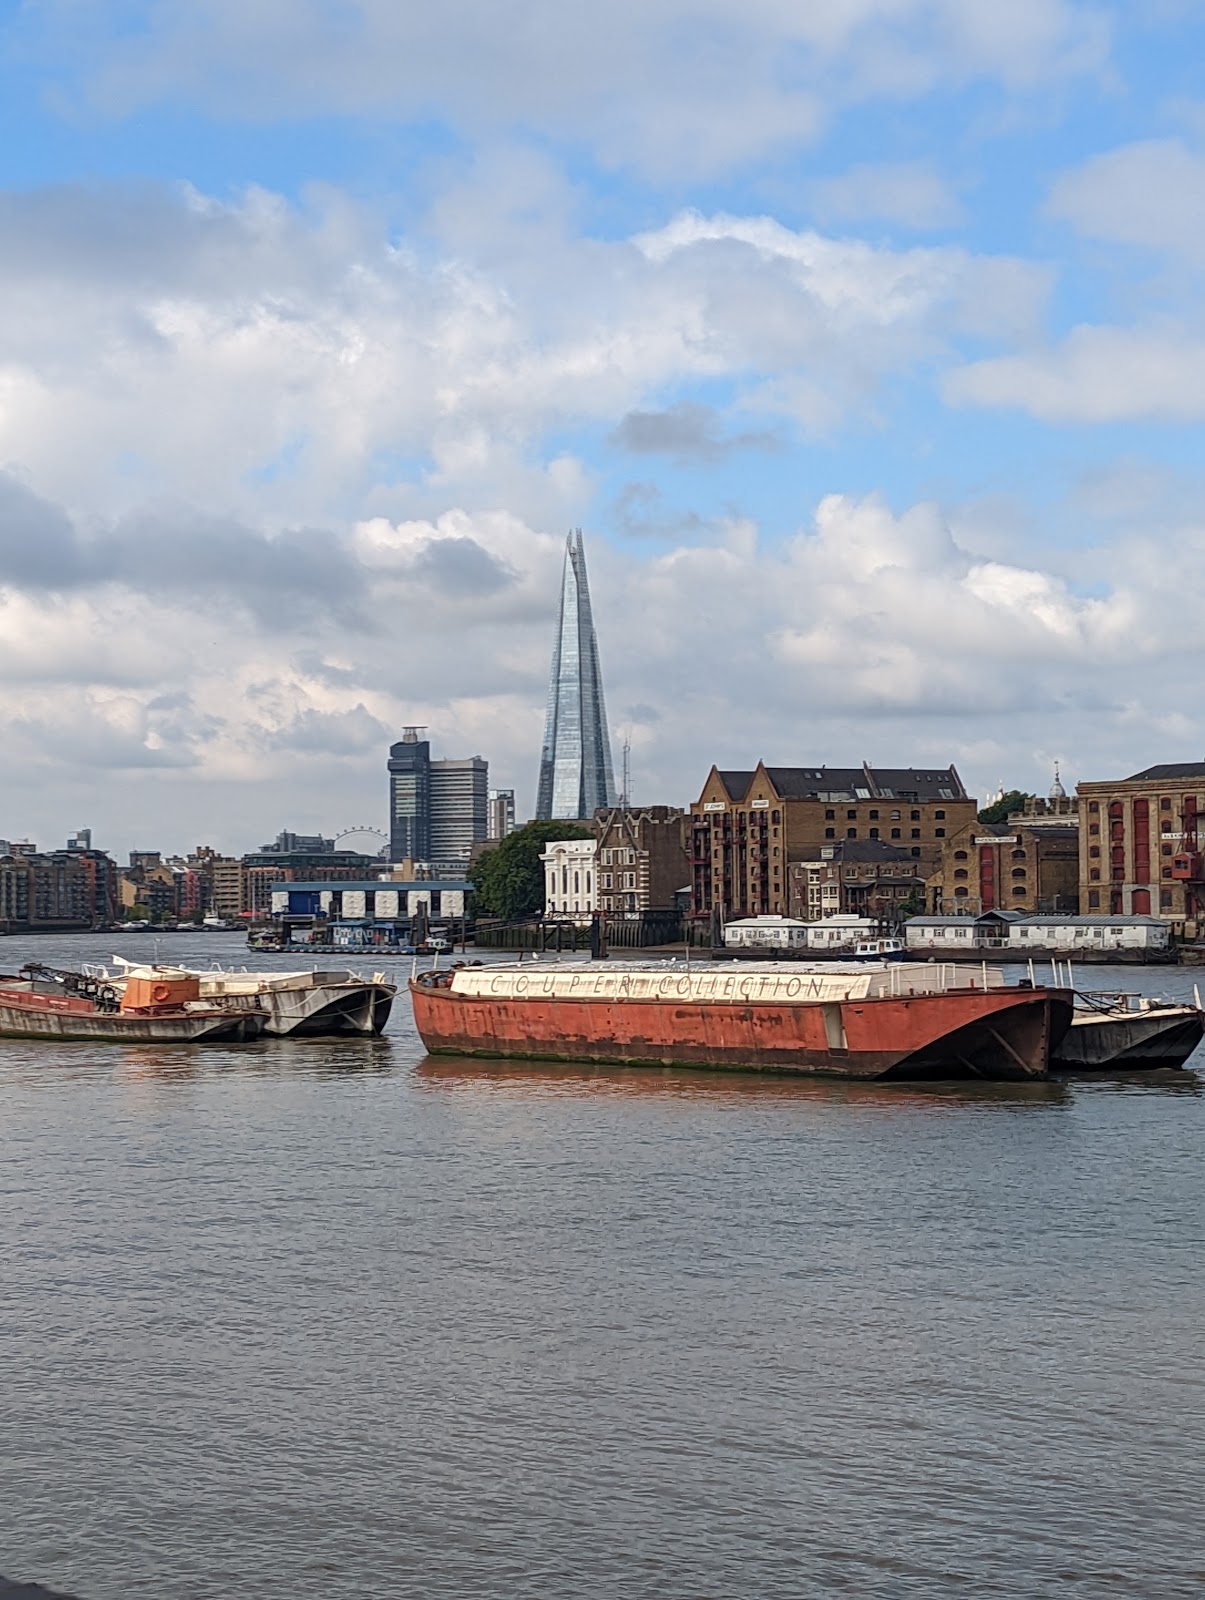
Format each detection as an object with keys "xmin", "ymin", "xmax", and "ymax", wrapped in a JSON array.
[{"xmin": 151, "ymin": 983, "xmax": 172, "ymax": 1003}]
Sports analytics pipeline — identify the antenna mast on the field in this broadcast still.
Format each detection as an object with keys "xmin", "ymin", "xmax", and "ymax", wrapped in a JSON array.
[{"xmin": 621, "ymin": 734, "xmax": 631, "ymax": 809}]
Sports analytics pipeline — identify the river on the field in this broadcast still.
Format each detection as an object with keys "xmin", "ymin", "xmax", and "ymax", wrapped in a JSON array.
[{"xmin": 1, "ymin": 932, "xmax": 1202, "ymax": 1598}]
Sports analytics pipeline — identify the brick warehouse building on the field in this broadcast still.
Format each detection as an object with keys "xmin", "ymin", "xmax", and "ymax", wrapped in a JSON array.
[
  {"xmin": 787, "ymin": 839, "xmax": 926, "ymax": 923},
  {"xmin": 928, "ymin": 817, "xmax": 1080, "ymax": 915},
  {"xmin": 690, "ymin": 763, "xmax": 974, "ymax": 924},
  {"xmin": 592, "ymin": 805, "xmax": 690, "ymax": 916},
  {"xmin": 1076, "ymin": 762, "xmax": 1205, "ymax": 932}
]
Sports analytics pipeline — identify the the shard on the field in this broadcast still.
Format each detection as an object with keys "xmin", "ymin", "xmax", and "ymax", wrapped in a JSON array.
[{"xmin": 535, "ymin": 529, "xmax": 617, "ymax": 820}]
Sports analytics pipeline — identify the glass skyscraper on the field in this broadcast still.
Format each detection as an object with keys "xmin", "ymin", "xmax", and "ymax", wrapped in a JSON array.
[{"xmin": 536, "ymin": 529, "xmax": 617, "ymax": 820}]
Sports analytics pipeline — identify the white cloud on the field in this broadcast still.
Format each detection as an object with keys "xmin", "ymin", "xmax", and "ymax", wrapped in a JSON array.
[
  {"xmin": 1047, "ymin": 137, "xmax": 1205, "ymax": 259},
  {"xmin": 943, "ymin": 137, "xmax": 1205, "ymax": 424},
  {"xmin": 946, "ymin": 322, "xmax": 1205, "ymax": 421},
  {"xmin": 25, "ymin": 0, "xmax": 1111, "ymax": 178},
  {"xmin": 808, "ymin": 162, "xmax": 965, "ymax": 229},
  {"xmin": 0, "ymin": 182, "xmax": 1049, "ymax": 522}
]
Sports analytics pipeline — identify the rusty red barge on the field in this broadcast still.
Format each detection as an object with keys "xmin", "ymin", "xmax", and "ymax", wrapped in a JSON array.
[{"xmin": 410, "ymin": 962, "xmax": 1074, "ymax": 1080}]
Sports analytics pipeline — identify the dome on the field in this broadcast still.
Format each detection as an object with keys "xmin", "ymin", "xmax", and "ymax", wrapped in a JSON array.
[{"xmin": 1048, "ymin": 762, "xmax": 1067, "ymax": 801}]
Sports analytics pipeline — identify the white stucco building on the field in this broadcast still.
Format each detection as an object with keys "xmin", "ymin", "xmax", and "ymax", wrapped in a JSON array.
[{"xmin": 541, "ymin": 837, "xmax": 599, "ymax": 919}]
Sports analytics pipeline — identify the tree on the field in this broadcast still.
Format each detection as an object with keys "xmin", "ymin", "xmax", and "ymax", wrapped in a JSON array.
[
  {"xmin": 469, "ymin": 821, "xmax": 592, "ymax": 920},
  {"xmin": 977, "ymin": 790, "xmax": 1030, "ymax": 825}
]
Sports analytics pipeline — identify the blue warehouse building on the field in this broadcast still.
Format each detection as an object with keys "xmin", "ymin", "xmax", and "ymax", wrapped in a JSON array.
[{"xmin": 262, "ymin": 879, "xmax": 472, "ymax": 951}]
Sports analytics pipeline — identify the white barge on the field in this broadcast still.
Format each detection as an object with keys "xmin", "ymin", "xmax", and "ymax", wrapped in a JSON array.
[{"xmin": 107, "ymin": 961, "xmax": 396, "ymax": 1037}]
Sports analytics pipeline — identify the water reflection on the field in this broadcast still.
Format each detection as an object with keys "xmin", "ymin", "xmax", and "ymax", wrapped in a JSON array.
[
  {"xmin": 0, "ymin": 1032, "xmax": 398, "ymax": 1087},
  {"xmin": 413, "ymin": 1053, "xmax": 1077, "ymax": 1111},
  {"xmin": 1055, "ymin": 1065, "xmax": 1202, "ymax": 1097}
]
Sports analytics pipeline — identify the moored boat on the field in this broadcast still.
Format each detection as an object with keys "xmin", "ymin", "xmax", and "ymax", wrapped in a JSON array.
[
  {"xmin": 0, "ymin": 964, "xmax": 265, "ymax": 1043},
  {"xmin": 1052, "ymin": 991, "xmax": 1205, "ymax": 1070},
  {"xmin": 410, "ymin": 961, "xmax": 1073, "ymax": 1080},
  {"xmin": 105, "ymin": 961, "xmax": 397, "ymax": 1037},
  {"xmin": 850, "ymin": 937, "xmax": 905, "ymax": 962}
]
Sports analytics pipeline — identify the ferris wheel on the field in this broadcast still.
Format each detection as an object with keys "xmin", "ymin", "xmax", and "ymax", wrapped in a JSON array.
[{"xmin": 335, "ymin": 826, "xmax": 390, "ymax": 858}]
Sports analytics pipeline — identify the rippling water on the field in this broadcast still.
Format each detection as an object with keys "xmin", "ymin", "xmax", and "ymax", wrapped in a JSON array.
[{"xmin": 2, "ymin": 933, "xmax": 1203, "ymax": 1598}]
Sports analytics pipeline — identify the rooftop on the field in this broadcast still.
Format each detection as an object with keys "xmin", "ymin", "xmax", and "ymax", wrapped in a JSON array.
[
  {"xmin": 715, "ymin": 769, "xmax": 755, "ymax": 799},
  {"xmin": 277, "ymin": 879, "xmax": 471, "ymax": 893},
  {"xmin": 803, "ymin": 839, "xmax": 923, "ymax": 866},
  {"xmin": 1126, "ymin": 761, "xmax": 1205, "ymax": 782},
  {"xmin": 710, "ymin": 762, "xmax": 968, "ymax": 804}
]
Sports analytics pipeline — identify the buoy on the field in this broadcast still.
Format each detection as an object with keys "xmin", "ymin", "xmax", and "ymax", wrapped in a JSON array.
[{"xmin": 152, "ymin": 983, "xmax": 172, "ymax": 1003}]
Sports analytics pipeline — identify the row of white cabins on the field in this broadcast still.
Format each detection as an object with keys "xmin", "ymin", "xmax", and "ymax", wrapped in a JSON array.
[
  {"xmin": 541, "ymin": 839, "xmax": 1171, "ymax": 955},
  {"xmin": 723, "ymin": 911, "xmax": 1170, "ymax": 955}
]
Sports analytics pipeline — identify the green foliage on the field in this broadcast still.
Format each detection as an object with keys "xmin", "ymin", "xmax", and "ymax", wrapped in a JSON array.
[
  {"xmin": 469, "ymin": 821, "xmax": 592, "ymax": 920},
  {"xmin": 977, "ymin": 789, "xmax": 1031, "ymax": 825}
]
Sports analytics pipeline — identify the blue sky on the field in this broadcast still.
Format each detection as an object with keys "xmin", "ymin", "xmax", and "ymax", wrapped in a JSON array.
[{"xmin": 0, "ymin": 1, "xmax": 1203, "ymax": 853}]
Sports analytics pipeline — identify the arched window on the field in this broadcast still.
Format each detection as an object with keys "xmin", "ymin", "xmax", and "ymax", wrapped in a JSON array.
[
  {"xmin": 954, "ymin": 850, "xmax": 968, "ymax": 861},
  {"xmin": 954, "ymin": 868, "xmax": 969, "ymax": 881},
  {"xmin": 1011, "ymin": 848, "xmax": 1026, "ymax": 861},
  {"xmin": 954, "ymin": 886, "xmax": 969, "ymax": 898},
  {"xmin": 1012, "ymin": 884, "xmax": 1027, "ymax": 896},
  {"xmin": 1011, "ymin": 867, "xmax": 1027, "ymax": 879}
]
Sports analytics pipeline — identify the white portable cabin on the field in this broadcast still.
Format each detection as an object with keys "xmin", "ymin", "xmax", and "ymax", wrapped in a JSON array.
[
  {"xmin": 723, "ymin": 914, "xmax": 876, "ymax": 951},
  {"xmin": 905, "ymin": 913, "xmax": 1170, "ymax": 953},
  {"xmin": 1006, "ymin": 916, "xmax": 1169, "ymax": 952},
  {"xmin": 723, "ymin": 915, "xmax": 810, "ymax": 949},
  {"xmin": 805, "ymin": 914, "xmax": 876, "ymax": 949}
]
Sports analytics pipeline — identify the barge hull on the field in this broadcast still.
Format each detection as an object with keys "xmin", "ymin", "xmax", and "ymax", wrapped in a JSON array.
[
  {"xmin": 0, "ymin": 1003, "xmax": 260, "ymax": 1043},
  {"xmin": 410, "ymin": 985, "xmax": 1070, "ymax": 1080},
  {"xmin": 1053, "ymin": 1008, "xmax": 1204, "ymax": 1069}
]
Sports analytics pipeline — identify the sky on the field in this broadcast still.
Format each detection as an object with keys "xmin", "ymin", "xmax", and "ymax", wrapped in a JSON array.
[{"xmin": 1, "ymin": 0, "xmax": 1204, "ymax": 857}]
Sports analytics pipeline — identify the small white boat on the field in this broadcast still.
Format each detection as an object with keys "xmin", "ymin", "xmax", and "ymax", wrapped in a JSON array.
[{"xmin": 851, "ymin": 937, "xmax": 906, "ymax": 962}]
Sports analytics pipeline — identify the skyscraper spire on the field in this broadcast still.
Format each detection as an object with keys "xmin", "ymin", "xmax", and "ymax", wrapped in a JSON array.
[{"xmin": 535, "ymin": 529, "xmax": 617, "ymax": 820}]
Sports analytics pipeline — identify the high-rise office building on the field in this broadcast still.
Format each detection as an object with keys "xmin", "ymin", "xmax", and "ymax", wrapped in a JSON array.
[
  {"xmin": 388, "ymin": 729, "xmax": 488, "ymax": 871},
  {"xmin": 429, "ymin": 757, "xmax": 489, "ymax": 870},
  {"xmin": 536, "ymin": 529, "xmax": 617, "ymax": 820},
  {"xmin": 388, "ymin": 728, "xmax": 431, "ymax": 861},
  {"xmin": 488, "ymin": 788, "xmax": 516, "ymax": 840}
]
